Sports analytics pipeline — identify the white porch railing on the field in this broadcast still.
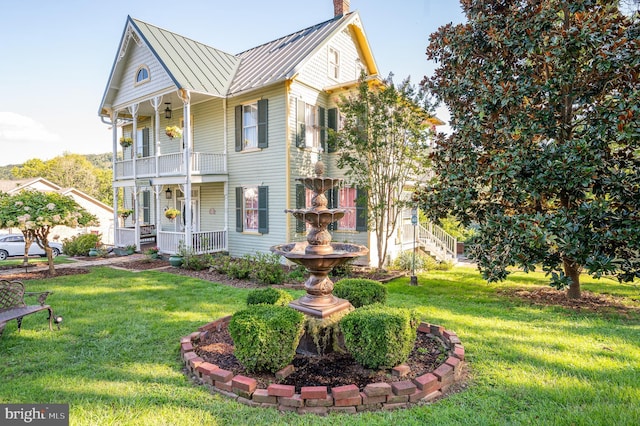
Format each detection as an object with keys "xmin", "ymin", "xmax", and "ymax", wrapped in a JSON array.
[
  {"xmin": 157, "ymin": 230, "xmax": 227, "ymax": 255},
  {"xmin": 402, "ymin": 220, "xmax": 457, "ymax": 263},
  {"xmin": 191, "ymin": 153, "xmax": 227, "ymax": 174},
  {"xmin": 115, "ymin": 228, "xmax": 136, "ymax": 247},
  {"xmin": 115, "ymin": 152, "xmax": 226, "ymax": 179}
]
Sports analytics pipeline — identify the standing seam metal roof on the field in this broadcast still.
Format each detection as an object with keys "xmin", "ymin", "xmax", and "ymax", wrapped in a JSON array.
[
  {"xmin": 131, "ymin": 18, "xmax": 241, "ymax": 97},
  {"xmin": 228, "ymin": 14, "xmax": 352, "ymax": 95},
  {"xmin": 128, "ymin": 13, "xmax": 354, "ymax": 98}
]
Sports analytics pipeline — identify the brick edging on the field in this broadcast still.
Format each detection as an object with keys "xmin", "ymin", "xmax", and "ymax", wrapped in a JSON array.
[{"xmin": 181, "ymin": 316, "xmax": 466, "ymax": 415}]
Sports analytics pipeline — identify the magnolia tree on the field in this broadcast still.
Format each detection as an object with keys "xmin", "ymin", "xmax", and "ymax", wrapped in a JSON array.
[
  {"xmin": 336, "ymin": 74, "xmax": 434, "ymax": 269},
  {"xmin": 0, "ymin": 190, "xmax": 98, "ymax": 274},
  {"xmin": 422, "ymin": 0, "xmax": 639, "ymax": 298}
]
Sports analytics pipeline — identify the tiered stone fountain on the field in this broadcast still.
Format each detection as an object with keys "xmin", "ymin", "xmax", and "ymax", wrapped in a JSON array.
[
  {"xmin": 271, "ymin": 161, "xmax": 368, "ymax": 320},
  {"xmin": 180, "ymin": 164, "xmax": 467, "ymax": 411}
]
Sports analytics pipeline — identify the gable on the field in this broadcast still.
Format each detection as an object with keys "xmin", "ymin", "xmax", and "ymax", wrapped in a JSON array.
[
  {"xmin": 296, "ymin": 20, "xmax": 373, "ymax": 90},
  {"xmin": 228, "ymin": 12, "xmax": 376, "ymax": 96},
  {"xmin": 112, "ymin": 38, "xmax": 175, "ymax": 109},
  {"xmin": 100, "ymin": 17, "xmax": 240, "ymax": 116}
]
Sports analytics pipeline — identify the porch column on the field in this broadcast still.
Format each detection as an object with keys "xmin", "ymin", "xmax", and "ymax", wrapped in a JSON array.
[
  {"xmin": 129, "ymin": 103, "xmax": 140, "ymax": 251},
  {"xmin": 111, "ymin": 110, "xmax": 120, "ymax": 247},
  {"xmin": 224, "ymin": 182, "xmax": 229, "ymax": 251},
  {"xmin": 151, "ymin": 97, "xmax": 163, "ymax": 252},
  {"xmin": 180, "ymin": 89, "xmax": 192, "ymax": 250},
  {"xmin": 150, "ymin": 96, "xmax": 162, "ymax": 177},
  {"xmin": 223, "ymin": 99, "xmax": 229, "ymax": 251}
]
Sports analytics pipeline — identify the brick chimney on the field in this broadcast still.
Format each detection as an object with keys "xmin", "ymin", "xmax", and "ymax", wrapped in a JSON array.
[{"xmin": 333, "ymin": 0, "xmax": 350, "ymax": 17}]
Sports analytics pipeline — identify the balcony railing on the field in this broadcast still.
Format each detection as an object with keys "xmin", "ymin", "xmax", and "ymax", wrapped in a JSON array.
[
  {"xmin": 115, "ymin": 152, "xmax": 226, "ymax": 179},
  {"xmin": 401, "ymin": 220, "xmax": 457, "ymax": 263}
]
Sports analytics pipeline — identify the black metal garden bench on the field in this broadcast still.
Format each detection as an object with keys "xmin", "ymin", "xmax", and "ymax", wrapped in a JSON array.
[{"xmin": 0, "ymin": 279, "xmax": 60, "ymax": 338}]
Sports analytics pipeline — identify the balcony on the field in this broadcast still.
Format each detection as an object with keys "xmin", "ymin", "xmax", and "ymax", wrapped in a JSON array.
[{"xmin": 115, "ymin": 152, "xmax": 226, "ymax": 180}]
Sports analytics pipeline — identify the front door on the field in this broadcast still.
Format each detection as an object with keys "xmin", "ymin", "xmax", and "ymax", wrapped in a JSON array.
[{"xmin": 179, "ymin": 199, "xmax": 199, "ymax": 232}]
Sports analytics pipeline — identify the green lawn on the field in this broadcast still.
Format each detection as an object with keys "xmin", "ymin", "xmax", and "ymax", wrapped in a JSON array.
[
  {"xmin": 1, "ymin": 255, "xmax": 74, "ymax": 266},
  {"xmin": 0, "ymin": 266, "xmax": 638, "ymax": 425}
]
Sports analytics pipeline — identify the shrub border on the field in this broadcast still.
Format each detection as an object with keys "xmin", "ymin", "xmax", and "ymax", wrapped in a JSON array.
[{"xmin": 180, "ymin": 316, "xmax": 466, "ymax": 415}]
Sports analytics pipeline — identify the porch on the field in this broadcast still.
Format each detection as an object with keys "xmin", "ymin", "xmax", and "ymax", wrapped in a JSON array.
[{"xmin": 116, "ymin": 228, "xmax": 227, "ymax": 255}]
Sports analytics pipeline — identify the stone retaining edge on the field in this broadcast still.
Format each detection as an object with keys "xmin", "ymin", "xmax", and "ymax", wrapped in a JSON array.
[{"xmin": 181, "ymin": 317, "xmax": 466, "ymax": 415}]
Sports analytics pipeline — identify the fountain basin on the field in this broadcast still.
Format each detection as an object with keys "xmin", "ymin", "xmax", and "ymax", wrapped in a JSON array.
[
  {"xmin": 271, "ymin": 242, "xmax": 368, "ymax": 259},
  {"xmin": 271, "ymin": 242, "xmax": 368, "ymax": 318},
  {"xmin": 286, "ymin": 209, "xmax": 347, "ymax": 228},
  {"xmin": 298, "ymin": 176, "xmax": 343, "ymax": 193}
]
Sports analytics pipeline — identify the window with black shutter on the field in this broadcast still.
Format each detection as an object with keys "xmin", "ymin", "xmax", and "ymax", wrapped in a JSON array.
[{"xmin": 235, "ymin": 100, "xmax": 268, "ymax": 151}]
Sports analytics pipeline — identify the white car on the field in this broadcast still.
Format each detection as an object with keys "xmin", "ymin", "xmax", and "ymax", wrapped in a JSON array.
[{"xmin": 0, "ymin": 234, "xmax": 63, "ymax": 261}]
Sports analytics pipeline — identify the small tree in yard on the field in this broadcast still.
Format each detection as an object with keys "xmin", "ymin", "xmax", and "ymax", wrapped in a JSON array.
[
  {"xmin": 0, "ymin": 190, "xmax": 98, "ymax": 274},
  {"xmin": 422, "ymin": 0, "xmax": 639, "ymax": 299},
  {"xmin": 336, "ymin": 74, "xmax": 435, "ymax": 269}
]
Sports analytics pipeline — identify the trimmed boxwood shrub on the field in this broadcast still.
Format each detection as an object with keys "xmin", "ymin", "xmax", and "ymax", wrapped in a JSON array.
[
  {"xmin": 333, "ymin": 278, "xmax": 387, "ymax": 308},
  {"xmin": 228, "ymin": 305, "xmax": 304, "ymax": 373},
  {"xmin": 340, "ymin": 304, "xmax": 420, "ymax": 369},
  {"xmin": 246, "ymin": 288, "xmax": 293, "ymax": 307}
]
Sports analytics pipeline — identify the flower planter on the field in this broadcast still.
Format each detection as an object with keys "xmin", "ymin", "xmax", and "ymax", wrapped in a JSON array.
[
  {"xmin": 114, "ymin": 247, "xmax": 129, "ymax": 256},
  {"xmin": 88, "ymin": 248, "xmax": 98, "ymax": 257},
  {"xmin": 169, "ymin": 255, "xmax": 183, "ymax": 267},
  {"xmin": 165, "ymin": 208, "xmax": 180, "ymax": 220}
]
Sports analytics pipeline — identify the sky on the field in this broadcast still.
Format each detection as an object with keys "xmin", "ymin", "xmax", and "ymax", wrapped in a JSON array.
[{"xmin": 0, "ymin": 0, "xmax": 464, "ymax": 167}]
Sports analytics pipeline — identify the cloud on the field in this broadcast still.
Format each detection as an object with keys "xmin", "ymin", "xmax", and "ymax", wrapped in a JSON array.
[
  {"xmin": 0, "ymin": 112, "xmax": 61, "ymax": 143},
  {"xmin": 0, "ymin": 112, "xmax": 63, "ymax": 165}
]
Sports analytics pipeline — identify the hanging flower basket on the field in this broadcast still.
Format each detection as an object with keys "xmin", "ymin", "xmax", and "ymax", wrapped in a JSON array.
[
  {"xmin": 119, "ymin": 209, "xmax": 133, "ymax": 219},
  {"xmin": 119, "ymin": 137, "xmax": 133, "ymax": 148},
  {"xmin": 165, "ymin": 126, "xmax": 183, "ymax": 139},
  {"xmin": 165, "ymin": 208, "xmax": 180, "ymax": 220}
]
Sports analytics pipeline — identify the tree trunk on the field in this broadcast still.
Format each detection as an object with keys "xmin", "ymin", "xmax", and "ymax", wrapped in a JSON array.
[
  {"xmin": 45, "ymin": 246, "xmax": 56, "ymax": 275},
  {"xmin": 563, "ymin": 257, "xmax": 581, "ymax": 299},
  {"xmin": 23, "ymin": 240, "xmax": 32, "ymax": 266}
]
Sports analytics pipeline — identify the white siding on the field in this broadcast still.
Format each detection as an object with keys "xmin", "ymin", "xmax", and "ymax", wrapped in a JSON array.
[
  {"xmin": 296, "ymin": 23, "xmax": 365, "ymax": 90},
  {"xmin": 199, "ymin": 183, "xmax": 226, "ymax": 231},
  {"xmin": 226, "ymin": 84, "xmax": 289, "ymax": 258},
  {"xmin": 190, "ymin": 98, "xmax": 225, "ymax": 153},
  {"xmin": 113, "ymin": 41, "xmax": 175, "ymax": 109}
]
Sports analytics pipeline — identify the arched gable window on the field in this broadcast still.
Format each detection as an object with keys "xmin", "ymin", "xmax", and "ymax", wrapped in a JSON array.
[{"xmin": 135, "ymin": 65, "xmax": 150, "ymax": 85}]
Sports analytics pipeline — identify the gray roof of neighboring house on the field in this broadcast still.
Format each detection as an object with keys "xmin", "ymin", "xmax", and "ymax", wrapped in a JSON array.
[
  {"xmin": 0, "ymin": 179, "xmax": 38, "ymax": 193},
  {"xmin": 131, "ymin": 18, "xmax": 241, "ymax": 97}
]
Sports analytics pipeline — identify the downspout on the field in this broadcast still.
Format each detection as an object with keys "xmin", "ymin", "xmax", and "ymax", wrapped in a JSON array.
[
  {"xmin": 223, "ymin": 97, "xmax": 229, "ymax": 251},
  {"xmin": 285, "ymin": 80, "xmax": 292, "ymax": 243},
  {"xmin": 110, "ymin": 111, "xmax": 119, "ymax": 246},
  {"xmin": 180, "ymin": 89, "xmax": 192, "ymax": 250}
]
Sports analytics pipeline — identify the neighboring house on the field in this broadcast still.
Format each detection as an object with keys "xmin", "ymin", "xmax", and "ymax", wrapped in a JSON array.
[
  {"xmin": 98, "ymin": 1, "xmax": 455, "ymax": 265},
  {"xmin": 0, "ymin": 178, "xmax": 114, "ymax": 244}
]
